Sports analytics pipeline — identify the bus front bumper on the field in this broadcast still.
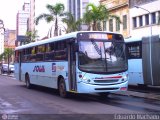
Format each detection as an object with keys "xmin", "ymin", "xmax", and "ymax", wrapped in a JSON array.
[{"xmin": 77, "ymin": 81, "xmax": 128, "ymax": 93}]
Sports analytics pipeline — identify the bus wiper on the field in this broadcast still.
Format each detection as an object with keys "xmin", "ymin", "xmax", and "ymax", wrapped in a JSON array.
[{"xmin": 91, "ymin": 39, "xmax": 102, "ymax": 56}]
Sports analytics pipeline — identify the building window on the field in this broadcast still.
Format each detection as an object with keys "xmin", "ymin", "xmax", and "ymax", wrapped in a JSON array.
[
  {"xmin": 133, "ymin": 17, "xmax": 137, "ymax": 28},
  {"xmin": 116, "ymin": 19, "xmax": 120, "ymax": 31},
  {"xmin": 109, "ymin": 19, "xmax": 113, "ymax": 32},
  {"xmin": 139, "ymin": 16, "xmax": 143, "ymax": 27},
  {"xmin": 145, "ymin": 14, "xmax": 149, "ymax": 25},
  {"xmin": 103, "ymin": 21, "xmax": 106, "ymax": 31},
  {"xmin": 151, "ymin": 12, "xmax": 156, "ymax": 24},
  {"xmin": 123, "ymin": 15, "xmax": 127, "ymax": 29}
]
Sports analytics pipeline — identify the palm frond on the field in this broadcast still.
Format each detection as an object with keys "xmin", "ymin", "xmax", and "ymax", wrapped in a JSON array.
[{"xmin": 35, "ymin": 14, "xmax": 53, "ymax": 25}]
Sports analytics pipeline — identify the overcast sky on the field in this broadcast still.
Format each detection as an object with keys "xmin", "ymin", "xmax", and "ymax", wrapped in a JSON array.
[
  {"xmin": 0, "ymin": 0, "xmax": 99, "ymax": 38},
  {"xmin": 0, "ymin": 0, "xmax": 24, "ymax": 29}
]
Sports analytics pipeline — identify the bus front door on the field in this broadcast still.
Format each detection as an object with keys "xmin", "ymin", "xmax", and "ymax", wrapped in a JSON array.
[
  {"xmin": 68, "ymin": 41, "xmax": 76, "ymax": 92},
  {"xmin": 18, "ymin": 51, "xmax": 22, "ymax": 81}
]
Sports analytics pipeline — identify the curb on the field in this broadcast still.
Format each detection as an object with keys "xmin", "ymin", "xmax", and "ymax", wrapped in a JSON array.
[{"xmin": 113, "ymin": 91, "xmax": 160, "ymax": 101}]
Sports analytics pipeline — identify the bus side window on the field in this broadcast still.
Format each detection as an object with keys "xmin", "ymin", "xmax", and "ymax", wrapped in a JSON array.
[
  {"xmin": 14, "ymin": 50, "xmax": 19, "ymax": 63},
  {"xmin": 30, "ymin": 47, "xmax": 37, "ymax": 62},
  {"xmin": 126, "ymin": 42, "xmax": 142, "ymax": 59},
  {"xmin": 36, "ymin": 45, "xmax": 45, "ymax": 61},
  {"xmin": 54, "ymin": 41, "xmax": 67, "ymax": 60}
]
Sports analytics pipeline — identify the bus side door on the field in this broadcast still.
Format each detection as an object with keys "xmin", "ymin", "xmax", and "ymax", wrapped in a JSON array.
[
  {"xmin": 67, "ymin": 40, "xmax": 77, "ymax": 91},
  {"xmin": 18, "ymin": 51, "xmax": 22, "ymax": 81}
]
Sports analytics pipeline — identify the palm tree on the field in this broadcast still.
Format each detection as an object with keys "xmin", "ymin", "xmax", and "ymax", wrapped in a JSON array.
[
  {"xmin": 83, "ymin": 3, "xmax": 121, "ymax": 31},
  {"xmin": 62, "ymin": 12, "xmax": 82, "ymax": 33},
  {"xmin": 35, "ymin": 3, "xmax": 65, "ymax": 37},
  {"xmin": 25, "ymin": 30, "xmax": 38, "ymax": 44}
]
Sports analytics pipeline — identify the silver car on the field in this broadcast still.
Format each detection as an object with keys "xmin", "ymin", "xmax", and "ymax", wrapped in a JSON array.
[{"xmin": 1, "ymin": 64, "xmax": 15, "ymax": 74}]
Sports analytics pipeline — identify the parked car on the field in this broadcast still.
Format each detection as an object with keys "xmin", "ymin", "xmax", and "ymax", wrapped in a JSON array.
[{"xmin": 1, "ymin": 64, "xmax": 15, "ymax": 74}]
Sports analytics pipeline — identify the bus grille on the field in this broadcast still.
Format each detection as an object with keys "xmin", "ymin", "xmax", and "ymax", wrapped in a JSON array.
[
  {"xmin": 94, "ymin": 79, "xmax": 119, "ymax": 83},
  {"xmin": 95, "ymin": 88, "xmax": 119, "ymax": 90}
]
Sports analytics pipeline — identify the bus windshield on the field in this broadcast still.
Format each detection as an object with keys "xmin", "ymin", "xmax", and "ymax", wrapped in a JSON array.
[{"xmin": 78, "ymin": 40, "xmax": 127, "ymax": 73}]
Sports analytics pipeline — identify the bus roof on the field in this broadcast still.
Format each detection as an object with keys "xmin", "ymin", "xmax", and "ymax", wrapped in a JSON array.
[
  {"xmin": 125, "ymin": 34, "xmax": 160, "ymax": 43},
  {"xmin": 124, "ymin": 36, "xmax": 142, "ymax": 43},
  {"xmin": 15, "ymin": 31, "xmax": 122, "ymax": 50}
]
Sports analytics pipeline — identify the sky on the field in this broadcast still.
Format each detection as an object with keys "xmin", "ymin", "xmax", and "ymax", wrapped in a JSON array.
[
  {"xmin": 0, "ymin": 0, "xmax": 67, "ymax": 30},
  {"xmin": 0, "ymin": 0, "xmax": 99, "ymax": 38},
  {"xmin": 0, "ymin": 0, "xmax": 24, "ymax": 29}
]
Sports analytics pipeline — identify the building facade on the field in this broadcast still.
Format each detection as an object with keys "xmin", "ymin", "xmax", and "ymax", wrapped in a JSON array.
[
  {"xmin": 129, "ymin": 0, "xmax": 160, "ymax": 38},
  {"xmin": 28, "ymin": 0, "xmax": 35, "ymax": 32},
  {"xmin": 68, "ymin": 0, "xmax": 89, "ymax": 21},
  {"xmin": 100, "ymin": 0, "xmax": 160, "ymax": 39},
  {"xmin": 4, "ymin": 29, "xmax": 16, "ymax": 49},
  {"xmin": 68, "ymin": 0, "xmax": 90, "ymax": 30},
  {"xmin": 16, "ymin": 2, "xmax": 30, "ymax": 46},
  {"xmin": 100, "ymin": 0, "xmax": 130, "ymax": 38}
]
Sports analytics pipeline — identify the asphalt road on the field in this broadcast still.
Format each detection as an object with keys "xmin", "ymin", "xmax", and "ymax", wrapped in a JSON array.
[{"xmin": 0, "ymin": 75, "xmax": 160, "ymax": 120}]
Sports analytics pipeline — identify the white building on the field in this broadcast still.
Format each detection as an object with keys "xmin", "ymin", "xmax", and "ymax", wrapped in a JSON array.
[
  {"xmin": 16, "ymin": 2, "xmax": 30, "ymax": 45},
  {"xmin": 129, "ymin": 0, "xmax": 160, "ymax": 38},
  {"xmin": 0, "ymin": 20, "xmax": 4, "ymax": 55},
  {"xmin": 16, "ymin": 2, "xmax": 30, "ymax": 36}
]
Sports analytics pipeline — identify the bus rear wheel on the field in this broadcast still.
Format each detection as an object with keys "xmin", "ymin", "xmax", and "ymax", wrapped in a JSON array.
[
  {"xmin": 25, "ymin": 74, "xmax": 32, "ymax": 89},
  {"xmin": 58, "ymin": 78, "xmax": 67, "ymax": 98}
]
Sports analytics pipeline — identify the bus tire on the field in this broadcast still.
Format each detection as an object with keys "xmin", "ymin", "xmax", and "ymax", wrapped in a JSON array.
[
  {"xmin": 25, "ymin": 74, "xmax": 32, "ymax": 89},
  {"xmin": 58, "ymin": 78, "xmax": 67, "ymax": 98}
]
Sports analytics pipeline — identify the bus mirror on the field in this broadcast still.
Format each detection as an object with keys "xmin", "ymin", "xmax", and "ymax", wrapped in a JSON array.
[{"xmin": 74, "ymin": 43, "xmax": 79, "ymax": 52}]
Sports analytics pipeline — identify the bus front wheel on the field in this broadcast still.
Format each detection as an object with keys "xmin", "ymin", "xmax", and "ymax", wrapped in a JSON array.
[
  {"xmin": 58, "ymin": 78, "xmax": 67, "ymax": 98},
  {"xmin": 25, "ymin": 74, "xmax": 32, "ymax": 89}
]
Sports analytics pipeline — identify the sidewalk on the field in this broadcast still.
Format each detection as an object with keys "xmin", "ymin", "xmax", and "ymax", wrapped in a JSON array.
[
  {"xmin": 113, "ymin": 90, "xmax": 160, "ymax": 101},
  {"xmin": 0, "ymin": 73, "xmax": 14, "ymax": 77}
]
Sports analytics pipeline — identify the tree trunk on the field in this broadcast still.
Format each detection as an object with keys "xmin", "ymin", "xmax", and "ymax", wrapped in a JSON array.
[
  {"xmin": 92, "ymin": 21, "xmax": 97, "ymax": 31},
  {"xmin": 7, "ymin": 53, "xmax": 10, "ymax": 75},
  {"xmin": 54, "ymin": 17, "xmax": 58, "ymax": 36}
]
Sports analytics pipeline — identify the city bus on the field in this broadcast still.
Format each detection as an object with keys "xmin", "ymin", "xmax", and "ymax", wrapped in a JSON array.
[
  {"xmin": 14, "ymin": 31, "xmax": 128, "ymax": 97},
  {"xmin": 125, "ymin": 35, "xmax": 160, "ymax": 86}
]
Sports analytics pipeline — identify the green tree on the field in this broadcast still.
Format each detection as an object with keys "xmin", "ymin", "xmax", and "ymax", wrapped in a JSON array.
[
  {"xmin": 83, "ymin": 3, "xmax": 121, "ymax": 31},
  {"xmin": 62, "ymin": 12, "xmax": 82, "ymax": 33},
  {"xmin": 35, "ymin": 3, "xmax": 65, "ymax": 37},
  {"xmin": 25, "ymin": 30, "xmax": 38, "ymax": 44},
  {"xmin": 0, "ymin": 48, "xmax": 14, "ymax": 74}
]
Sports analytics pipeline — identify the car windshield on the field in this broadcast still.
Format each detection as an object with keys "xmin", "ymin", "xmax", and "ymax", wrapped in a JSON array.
[{"xmin": 78, "ymin": 40, "xmax": 127, "ymax": 73}]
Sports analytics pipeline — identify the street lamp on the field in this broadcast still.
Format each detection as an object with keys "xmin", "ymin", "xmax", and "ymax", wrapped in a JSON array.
[{"xmin": 134, "ymin": 5, "xmax": 153, "ymax": 85}]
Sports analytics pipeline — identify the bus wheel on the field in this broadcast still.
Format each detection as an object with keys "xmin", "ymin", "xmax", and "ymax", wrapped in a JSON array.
[
  {"xmin": 58, "ymin": 78, "xmax": 67, "ymax": 98},
  {"xmin": 25, "ymin": 74, "xmax": 32, "ymax": 89}
]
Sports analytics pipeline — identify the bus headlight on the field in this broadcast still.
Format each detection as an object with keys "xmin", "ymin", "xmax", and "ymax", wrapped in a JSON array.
[
  {"xmin": 122, "ymin": 75, "xmax": 128, "ymax": 82},
  {"xmin": 82, "ymin": 77, "xmax": 91, "ymax": 83},
  {"xmin": 78, "ymin": 74, "xmax": 91, "ymax": 83}
]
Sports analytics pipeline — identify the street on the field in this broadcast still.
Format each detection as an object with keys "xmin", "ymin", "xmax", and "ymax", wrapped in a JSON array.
[{"xmin": 0, "ymin": 75, "xmax": 160, "ymax": 120}]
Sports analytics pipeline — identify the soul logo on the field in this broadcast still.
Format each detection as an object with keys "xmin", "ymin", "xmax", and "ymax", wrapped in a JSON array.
[{"xmin": 33, "ymin": 65, "xmax": 45, "ymax": 72}]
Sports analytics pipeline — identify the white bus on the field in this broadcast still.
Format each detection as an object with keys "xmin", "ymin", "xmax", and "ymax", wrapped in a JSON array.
[
  {"xmin": 14, "ymin": 31, "xmax": 128, "ymax": 97},
  {"xmin": 125, "ymin": 35, "xmax": 160, "ymax": 86}
]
